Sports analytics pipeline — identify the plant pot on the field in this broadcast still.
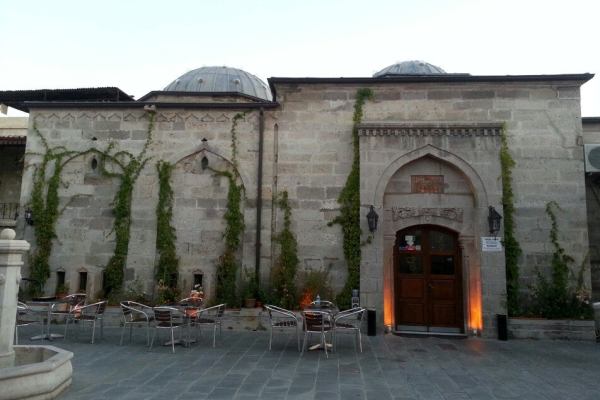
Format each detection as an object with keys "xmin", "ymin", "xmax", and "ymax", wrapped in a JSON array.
[
  {"xmin": 255, "ymin": 300, "xmax": 263, "ymax": 309},
  {"xmin": 244, "ymin": 298, "xmax": 256, "ymax": 308}
]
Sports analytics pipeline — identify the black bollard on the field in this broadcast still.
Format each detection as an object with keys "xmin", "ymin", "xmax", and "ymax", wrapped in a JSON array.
[
  {"xmin": 497, "ymin": 314, "xmax": 508, "ymax": 341},
  {"xmin": 367, "ymin": 309, "xmax": 376, "ymax": 336}
]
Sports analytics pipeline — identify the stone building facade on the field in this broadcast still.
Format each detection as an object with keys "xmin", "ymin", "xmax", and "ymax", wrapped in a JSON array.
[
  {"xmin": 0, "ymin": 117, "xmax": 27, "ymax": 228},
  {"xmin": 0, "ymin": 62, "xmax": 596, "ymax": 336},
  {"xmin": 583, "ymin": 117, "xmax": 600, "ymax": 300}
]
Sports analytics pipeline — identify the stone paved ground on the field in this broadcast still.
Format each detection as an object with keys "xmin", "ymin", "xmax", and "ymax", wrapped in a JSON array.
[{"xmin": 16, "ymin": 325, "xmax": 600, "ymax": 400}]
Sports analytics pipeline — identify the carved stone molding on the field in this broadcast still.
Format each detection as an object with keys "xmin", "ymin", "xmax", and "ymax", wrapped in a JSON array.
[
  {"xmin": 33, "ymin": 111, "xmax": 246, "ymax": 124},
  {"xmin": 358, "ymin": 123, "xmax": 502, "ymax": 137},
  {"xmin": 390, "ymin": 206, "xmax": 464, "ymax": 222}
]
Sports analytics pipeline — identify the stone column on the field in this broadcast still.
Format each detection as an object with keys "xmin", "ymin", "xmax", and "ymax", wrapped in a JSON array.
[{"xmin": 0, "ymin": 228, "xmax": 30, "ymax": 368}]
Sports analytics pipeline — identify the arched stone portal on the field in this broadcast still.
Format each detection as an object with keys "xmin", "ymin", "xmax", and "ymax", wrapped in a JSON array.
[
  {"xmin": 360, "ymin": 143, "xmax": 506, "ymax": 337},
  {"xmin": 382, "ymin": 154, "xmax": 480, "ymax": 334}
]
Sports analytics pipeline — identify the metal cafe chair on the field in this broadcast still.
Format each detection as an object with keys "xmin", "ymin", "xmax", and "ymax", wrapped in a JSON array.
[
  {"xmin": 119, "ymin": 301, "xmax": 155, "ymax": 346},
  {"xmin": 332, "ymin": 307, "xmax": 365, "ymax": 353},
  {"xmin": 301, "ymin": 310, "xmax": 333, "ymax": 358},
  {"xmin": 50, "ymin": 293, "xmax": 87, "ymax": 322},
  {"xmin": 64, "ymin": 300, "xmax": 107, "ymax": 344},
  {"xmin": 15, "ymin": 301, "xmax": 42, "ymax": 345},
  {"xmin": 195, "ymin": 303, "xmax": 225, "ymax": 348},
  {"xmin": 265, "ymin": 305, "xmax": 301, "ymax": 351},
  {"xmin": 150, "ymin": 306, "xmax": 185, "ymax": 353}
]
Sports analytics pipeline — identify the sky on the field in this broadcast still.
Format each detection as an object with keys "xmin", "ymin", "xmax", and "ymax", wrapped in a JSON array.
[{"xmin": 1, "ymin": 0, "xmax": 599, "ymax": 116}]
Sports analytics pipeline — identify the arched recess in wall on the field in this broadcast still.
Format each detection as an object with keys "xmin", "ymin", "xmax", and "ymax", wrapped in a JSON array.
[
  {"xmin": 373, "ymin": 144, "xmax": 488, "ymax": 333},
  {"xmin": 373, "ymin": 144, "xmax": 488, "ymax": 209},
  {"xmin": 168, "ymin": 147, "xmax": 247, "ymax": 299}
]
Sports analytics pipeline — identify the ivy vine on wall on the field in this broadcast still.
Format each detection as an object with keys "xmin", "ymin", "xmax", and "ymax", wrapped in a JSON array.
[
  {"xmin": 102, "ymin": 112, "xmax": 155, "ymax": 294},
  {"xmin": 530, "ymin": 201, "xmax": 592, "ymax": 319},
  {"xmin": 28, "ymin": 126, "xmax": 70, "ymax": 295},
  {"xmin": 270, "ymin": 190, "xmax": 299, "ymax": 309},
  {"xmin": 329, "ymin": 88, "xmax": 373, "ymax": 309},
  {"xmin": 500, "ymin": 124, "xmax": 522, "ymax": 315},
  {"xmin": 155, "ymin": 160, "xmax": 179, "ymax": 288},
  {"xmin": 213, "ymin": 169, "xmax": 244, "ymax": 306},
  {"xmin": 213, "ymin": 111, "xmax": 247, "ymax": 306}
]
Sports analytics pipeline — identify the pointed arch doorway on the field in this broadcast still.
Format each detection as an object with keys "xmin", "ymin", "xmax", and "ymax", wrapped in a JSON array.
[{"xmin": 394, "ymin": 225, "xmax": 464, "ymax": 333}]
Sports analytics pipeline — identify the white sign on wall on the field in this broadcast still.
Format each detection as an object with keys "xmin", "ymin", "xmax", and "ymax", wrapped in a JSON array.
[{"xmin": 481, "ymin": 237, "xmax": 503, "ymax": 252}]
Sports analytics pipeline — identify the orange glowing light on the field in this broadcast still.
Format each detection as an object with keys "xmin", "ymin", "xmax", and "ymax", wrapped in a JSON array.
[
  {"xmin": 299, "ymin": 290, "xmax": 313, "ymax": 310},
  {"xmin": 383, "ymin": 259, "xmax": 393, "ymax": 326},
  {"xmin": 468, "ymin": 270, "xmax": 483, "ymax": 332}
]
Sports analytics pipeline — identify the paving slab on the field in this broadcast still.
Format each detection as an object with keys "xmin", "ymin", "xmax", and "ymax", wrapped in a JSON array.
[{"xmin": 13, "ymin": 325, "xmax": 600, "ymax": 400}]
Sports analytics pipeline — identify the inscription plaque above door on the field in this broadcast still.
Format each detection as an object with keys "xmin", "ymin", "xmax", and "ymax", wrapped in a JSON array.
[{"xmin": 411, "ymin": 175, "xmax": 444, "ymax": 193}]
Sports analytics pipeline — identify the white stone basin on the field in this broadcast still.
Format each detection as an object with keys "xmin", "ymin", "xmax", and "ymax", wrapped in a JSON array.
[{"xmin": 0, "ymin": 345, "xmax": 73, "ymax": 400}]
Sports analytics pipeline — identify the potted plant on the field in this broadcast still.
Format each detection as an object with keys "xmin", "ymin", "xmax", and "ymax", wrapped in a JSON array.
[
  {"xmin": 55, "ymin": 282, "xmax": 70, "ymax": 299},
  {"xmin": 242, "ymin": 268, "xmax": 258, "ymax": 308}
]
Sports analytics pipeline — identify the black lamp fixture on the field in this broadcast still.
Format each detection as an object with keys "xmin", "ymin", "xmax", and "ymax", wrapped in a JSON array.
[
  {"xmin": 366, "ymin": 205, "xmax": 379, "ymax": 233},
  {"xmin": 488, "ymin": 206, "xmax": 502, "ymax": 237},
  {"xmin": 24, "ymin": 207, "xmax": 34, "ymax": 226}
]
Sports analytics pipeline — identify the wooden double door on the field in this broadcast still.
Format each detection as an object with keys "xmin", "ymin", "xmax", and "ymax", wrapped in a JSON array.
[{"xmin": 394, "ymin": 225, "xmax": 463, "ymax": 333}]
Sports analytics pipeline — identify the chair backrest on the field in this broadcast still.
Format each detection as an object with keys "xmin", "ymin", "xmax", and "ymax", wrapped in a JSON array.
[
  {"xmin": 215, "ymin": 304, "xmax": 225, "ymax": 318},
  {"xmin": 153, "ymin": 307, "xmax": 178, "ymax": 324},
  {"xmin": 121, "ymin": 301, "xmax": 151, "ymax": 321},
  {"xmin": 303, "ymin": 310, "xmax": 330, "ymax": 332},
  {"xmin": 265, "ymin": 304, "xmax": 294, "ymax": 320},
  {"xmin": 80, "ymin": 301, "xmax": 106, "ymax": 317},
  {"xmin": 64, "ymin": 293, "xmax": 87, "ymax": 309},
  {"xmin": 179, "ymin": 297, "xmax": 203, "ymax": 308},
  {"xmin": 96, "ymin": 301, "xmax": 107, "ymax": 315},
  {"xmin": 120, "ymin": 301, "xmax": 134, "ymax": 318},
  {"xmin": 335, "ymin": 307, "xmax": 364, "ymax": 324}
]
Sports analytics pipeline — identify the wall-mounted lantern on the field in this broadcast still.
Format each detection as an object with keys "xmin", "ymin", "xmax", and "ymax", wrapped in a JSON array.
[
  {"xmin": 367, "ymin": 205, "xmax": 379, "ymax": 233},
  {"xmin": 24, "ymin": 207, "xmax": 34, "ymax": 226},
  {"xmin": 488, "ymin": 206, "xmax": 502, "ymax": 237}
]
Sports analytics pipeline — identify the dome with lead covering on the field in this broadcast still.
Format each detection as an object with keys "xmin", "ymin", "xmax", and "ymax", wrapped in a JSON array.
[
  {"xmin": 164, "ymin": 66, "xmax": 272, "ymax": 101},
  {"xmin": 374, "ymin": 60, "xmax": 447, "ymax": 77}
]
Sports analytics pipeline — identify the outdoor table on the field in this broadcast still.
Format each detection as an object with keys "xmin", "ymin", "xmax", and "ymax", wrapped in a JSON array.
[
  {"xmin": 160, "ymin": 303, "xmax": 201, "ymax": 348},
  {"xmin": 303, "ymin": 303, "xmax": 338, "ymax": 351},
  {"xmin": 28, "ymin": 296, "xmax": 65, "ymax": 341}
]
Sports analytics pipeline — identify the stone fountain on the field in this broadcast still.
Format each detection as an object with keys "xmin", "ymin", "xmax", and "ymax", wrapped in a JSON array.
[{"xmin": 0, "ymin": 228, "xmax": 73, "ymax": 399}]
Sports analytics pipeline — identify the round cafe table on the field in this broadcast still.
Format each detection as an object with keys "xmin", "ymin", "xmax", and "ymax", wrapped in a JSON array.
[
  {"xmin": 28, "ymin": 296, "xmax": 66, "ymax": 341},
  {"xmin": 303, "ymin": 302, "xmax": 338, "ymax": 351},
  {"xmin": 159, "ymin": 303, "xmax": 202, "ymax": 347}
]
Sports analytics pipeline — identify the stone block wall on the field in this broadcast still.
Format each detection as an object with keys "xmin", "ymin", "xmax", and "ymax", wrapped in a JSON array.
[
  {"xmin": 19, "ymin": 109, "xmax": 271, "ymax": 300},
  {"xmin": 16, "ymin": 77, "xmax": 592, "ymax": 337}
]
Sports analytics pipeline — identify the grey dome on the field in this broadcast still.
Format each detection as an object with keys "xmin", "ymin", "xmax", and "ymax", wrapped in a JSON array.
[
  {"xmin": 164, "ymin": 66, "xmax": 272, "ymax": 101},
  {"xmin": 373, "ymin": 60, "xmax": 447, "ymax": 77}
]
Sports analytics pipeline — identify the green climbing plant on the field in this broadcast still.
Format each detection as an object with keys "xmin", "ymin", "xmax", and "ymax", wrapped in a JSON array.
[
  {"xmin": 270, "ymin": 190, "xmax": 299, "ymax": 309},
  {"xmin": 102, "ymin": 112, "xmax": 155, "ymax": 294},
  {"xmin": 230, "ymin": 111, "xmax": 247, "ymax": 169},
  {"xmin": 529, "ymin": 201, "xmax": 592, "ymax": 319},
  {"xmin": 155, "ymin": 160, "xmax": 179, "ymax": 288},
  {"xmin": 213, "ymin": 169, "xmax": 244, "ymax": 307},
  {"xmin": 28, "ymin": 127, "xmax": 69, "ymax": 295},
  {"xmin": 213, "ymin": 112, "xmax": 247, "ymax": 306},
  {"xmin": 329, "ymin": 88, "xmax": 373, "ymax": 309},
  {"xmin": 500, "ymin": 124, "xmax": 522, "ymax": 315},
  {"xmin": 26, "ymin": 113, "xmax": 154, "ymax": 296}
]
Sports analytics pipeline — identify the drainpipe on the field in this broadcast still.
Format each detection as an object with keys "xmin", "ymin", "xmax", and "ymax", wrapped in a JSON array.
[{"xmin": 255, "ymin": 108, "xmax": 264, "ymax": 288}]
